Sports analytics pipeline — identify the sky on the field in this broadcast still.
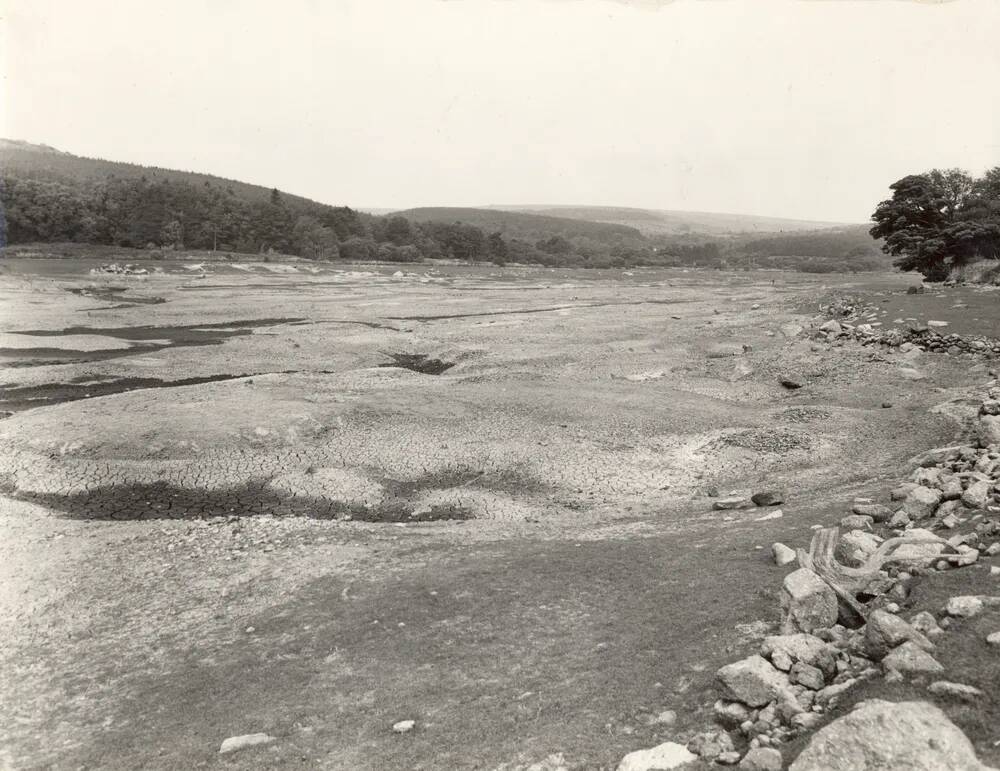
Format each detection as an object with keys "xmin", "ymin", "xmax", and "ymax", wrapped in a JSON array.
[{"xmin": 3, "ymin": 0, "xmax": 999, "ymax": 223}]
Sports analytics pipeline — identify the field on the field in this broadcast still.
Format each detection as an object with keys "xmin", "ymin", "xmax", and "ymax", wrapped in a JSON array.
[{"xmin": 2, "ymin": 253, "xmax": 998, "ymax": 769}]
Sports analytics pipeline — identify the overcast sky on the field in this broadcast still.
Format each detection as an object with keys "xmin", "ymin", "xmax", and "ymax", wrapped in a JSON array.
[{"xmin": 3, "ymin": 0, "xmax": 999, "ymax": 223}]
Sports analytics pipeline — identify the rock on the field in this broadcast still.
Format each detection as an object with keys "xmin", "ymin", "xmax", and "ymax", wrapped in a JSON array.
[
  {"xmin": 888, "ymin": 509, "xmax": 911, "ymax": 528},
  {"xmin": 986, "ymin": 631, "xmax": 1000, "ymax": 646},
  {"xmin": 903, "ymin": 486, "xmax": 943, "ymax": 520},
  {"xmin": 890, "ymin": 483, "xmax": 916, "ymax": 501},
  {"xmin": 714, "ymin": 699, "xmax": 752, "ymax": 729},
  {"xmin": 909, "ymin": 611, "xmax": 942, "ymax": 638},
  {"xmin": 927, "ymin": 320, "xmax": 948, "ymax": 327},
  {"xmin": 781, "ymin": 568, "xmax": 838, "ymax": 634},
  {"xmin": 836, "ymin": 530, "xmax": 881, "ymax": 567},
  {"xmin": 761, "ymin": 634, "xmax": 836, "ymax": 676},
  {"xmin": 863, "ymin": 609, "xmax": 934, "ymax": 661},
  {"xmin": 392, "ymin": 719, "xmax": 416, "ymax": 733},
  {"xmin": 943, "ymin": 595, "xmax": 1000, "ymax": 617},
  {"xmin": 718, "ymin": 751, "xmax": 741, "ymax": 766},
  {"xmin": 752, "ymin": 490, "xmax": 784, "ymax": 507},
  {"xmin": 687, "ymin": 730, "xmax": 735, "ymax": 760},
  {"xmin": 962, "ymin": 480, "xmax": 992, "ymax": 509},
  {"xmin": 219, "ymin": 733, "xmax": 276, "ymax": 754},
  {"xmin": 852, "ymin": 503, "xmax": 892, "ymax": 522},
  {"xmin": 928, "ymin": 681, "xmax": 985, "ymax": 701},
  {"xmin": 716, "ymin": 654, "xmax": 792, "ymax": 707},
  {"xmin": 815, "ymin": 679, "xmax": 856, "ymax": 708},
  {"xmin": 714, "ymin": 497, "xmax": 751, "ymax": 510},
  {"xmin": 891, "ymin": 528, "xmax": 945, "ymax": 564},
  {"xmin": 789, "ymin": 661, "xmax": 825, "ymax": 690},
  {"xmin": 756, "ymin": 509, "xmax": 783, "ymax": 521},
  {"xmin": 838, "ymin": 514, "xmax": 873, "ymax": 531},
  {"xmin": 979, "ymin": 414, "xmax": 1000, "ymax": 445},
  {"xmin": 788, "ymin": 699, "xmax": 994, "ymax": 770},
  {"xmin": 617, "ymin": 742, "xmax": 698, "ymax": 771},
  {"xmin": 819, "ymin": 320, "xmax": 842, "ymax": 336},
  {"xmin": 882, "ymin": 641, "xmax": 944, "ymax": 674},
  {"xmin": 940, "ymin": 478, "xmax": 964, "ymax": 500},
  {"xmin": 779, "ymin": 378, "xmax": 803, "ymax": 389},
  {"xmin": 739, "ymin": 747, "xmax": 783, "ymax": 771},
  {"xmin": 772, "ymin": 542, "xmax": 797, "ymax": 566}
]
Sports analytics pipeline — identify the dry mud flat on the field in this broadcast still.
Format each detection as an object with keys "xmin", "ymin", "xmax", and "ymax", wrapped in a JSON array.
[{"xmin": 0, "ymin": 259, "xmax": 995, "ymax": 769}]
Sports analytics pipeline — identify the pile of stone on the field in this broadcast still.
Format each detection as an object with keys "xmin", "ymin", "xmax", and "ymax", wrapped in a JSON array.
[
  {"xmin": 617, "ymin": 391, "xmax": 1000, "ymax": 770},
  {"xmin": 818, "ymin": 317, "xmax": 1000, "ymax": 357},
  {"xmin": 90, "ymin": 262, "xmax": 149, "ymax": 276}
]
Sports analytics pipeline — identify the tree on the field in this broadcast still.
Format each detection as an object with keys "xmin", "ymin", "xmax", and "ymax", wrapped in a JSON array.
[
  {"xmin": 292, "ymin": 215, "xmax": 338, "ymax": 259},
  {"xmin": 870, "ymin": 168, "xmax": 1000, "ymax": 280},
  {"xmin": 160, "ymin": 219, "xmax": 184, "ymax": 249}
]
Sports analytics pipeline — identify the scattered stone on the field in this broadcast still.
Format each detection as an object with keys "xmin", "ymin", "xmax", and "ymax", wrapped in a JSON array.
[
  {"xmin": 944, "ymin": 595, "xmax": 1000, "ymax": 617},
  {"xmin": 739, "ymin": 747, "xmax": 783, "ymax": 771},
  {"xmin": 717, "ymin": 751, "xmax": 741, "ymax": 766},
  {"xmin": 714, "ymin": 699, "xmax": 752, "ymax": 729},
  {"xmin": 851, "ymin": 503, "xmax": 892, "ymax": 521},
  {"xmin": 863, "ymin": 610, "xmax": 934, "ymax": 661},
  {"xmin": 819, "ymin": 320, "xmax": 842, "ymax": 336},
  {"xmin": 902, "ymin": 486, "xmax": 943, "ymax": 520},
  {"xmin": 392, "ymin": 720, "xmax": 416, "ymax": 734},
  {"xmin": 687, "ymin": 730, "xmax": 735, "ymax": 760},
  {"xmin": 219, "ymin": 733, "xmax": 276, "ymax": 754},
  {"xmin": 962, "ymin": 480, "xmax": 992, "ymax": 509},
  {"xmin": 714, "ymin": 497, "xmax": 751, "ymax": 510},
  {"xmin": 616, "ymin": 742, "xmax": 698, "ymax": 771},
  {"xmin": 928, "ymin": 681, "xmax": 985, "ymax": 702},
  {"xmin": 888, "ymin": 509, "xmax": 911, "ymax": 528},
  {"xmin": 882, "ymin": 641, "xmax": 944, "ymax": 675},
  {"xmin": 716, "ymin": 655, "xmax": 792, "ymax": 707},
  {"xmin": 780, "ymin": 569, "xmax": 838, "ymax": 634},
  {"xmin": 756, "ymin": 509, "xmax": 784, "ymax": 521},
  {"xmin": 771, "ymin": 543, "xmax": 797, "ymax": 566},
  {"xmin": 788, "ymin": 699, "xmax": 993, "ymax": 771},
  {"xmin": 909, "ymin": 611, "xmax": 943, "ymax": 639},
  {"xmin": 752, "ymin": 490, "xmax": 785, "ymax": 507},
  {"xmin": 986, "ymin": 631, "xmax": 1000, "ymax": 646},
  {"xmin": 836, "ymin": 530, "xmax": 881, "ymax": 567},
  {"xmin": 779, "ymin": 378, "xmax": 803, "ymax": 390},
  {"xmin": 789, "ymin": 661, "xmax": 825, "ymax": 690},
  {"xmin": 891, "ymin": 528, "xmax": 946, "ymax": 564},
  {"xmin": 838, "ymin": 514, "xmax": 873, "ymax": 530}
]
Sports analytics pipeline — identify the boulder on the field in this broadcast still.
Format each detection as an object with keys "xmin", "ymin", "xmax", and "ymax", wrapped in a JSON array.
[
  {"xmin": 882, "ymin": 641, "xmax": 944, "ymax": 675},
  {"xmin": 716, "ymin": 654, "xmax": 792, "ymax": 707},
  {"xmin": 687, "ymin": 731, "xmax": 735, "ymax": 760},
  {"xmin": 839, "ymin": 514, "xmax": 873, "ymax": 530},
  {"xmin": 752, "ymin": 490, "xmax": 785, "ymax": 507},
  {"xmin": 714, "ymin": 497, "xmax": 751, "ymax": 510},
  {"xmin": 772, "ymin": 542, "xmax": 797, "ymax": 566},
  {"xmin": 890, "ymin": 528, "xmax": 946, "ymax": 564},
  {"xmin": 943, "ymin": 595, "xmax": 1000, "ymax": 617},
  {"xmin": 863, "ymin": 609, "xmax": 934, "ymax": 661},
  {"xmin": 713, "ymin": 699, "xmax": 752, "ymax": 729},
  {"xmin": 781, "ymin": 568, "xmax": 838, "ymax": 634},
  {"xmin": 909, "ymin": 611, "xmax": 943, "ymax": 638},
  {"xmin": 219, "ymin": 734, "xmax": 276, "ymax": 754},
  {"xmin": 739, "ymin": 747, "xmax": 783, "ymax": 771},
  {"xmin": 902, "ymin": 486, "xmax": 942, "ymax": 520},
  {"xmin": 979, "ymin": 414, "xmax": 1000, "ymax": 445},
  {"xmin": 819, "ymin": 320, "xmax": 842, "ymax": 336},
  {"xmin": 851, "ymin": 503, "xmax": 892, "ymax": 522},
  {"xmin": 789, "ymin": 661, "xmax": 825, "ymax": 690},
  {"xmin": 928, "ymin": 681, "xmax": 985, "ymax": 701},
  {"xmin": 962, "ymin": 479, "xmax": 992, "ymax": 509},
  {"xmin": 760, "ymin": 633, "xmax": 836, "ymax": 677},
  {"xmin": 617, "ymin": 742, "xmax": 698, "ymax": 771},
  {"xmin": 788, "ymin": 699, "xmax": 994, "ymax": 770},
  {"xmin": 836, "ymin": 530, "xmax": 881, "ymax": 567}
]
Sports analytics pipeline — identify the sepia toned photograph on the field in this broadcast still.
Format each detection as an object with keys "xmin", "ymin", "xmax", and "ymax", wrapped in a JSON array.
[{"xmin": 1, "ymin": 1, "xmax": 999, "ymax": 768}]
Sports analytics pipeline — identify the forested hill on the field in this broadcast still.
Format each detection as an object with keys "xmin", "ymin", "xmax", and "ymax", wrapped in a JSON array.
[{"xmin": 0, "ymin": 139, "xmax": 887, "ymax": 272}]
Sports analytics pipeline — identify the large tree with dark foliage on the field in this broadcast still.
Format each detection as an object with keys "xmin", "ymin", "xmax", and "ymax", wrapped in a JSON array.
[{"xmin": 870, "ymin": 168, "xmax": 1000, "ymax": 280}]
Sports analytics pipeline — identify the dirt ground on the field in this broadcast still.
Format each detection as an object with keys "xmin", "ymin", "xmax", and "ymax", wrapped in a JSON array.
[{"xmin": 1, "ymin": 256, "xmax": 997, "ymax": 769}]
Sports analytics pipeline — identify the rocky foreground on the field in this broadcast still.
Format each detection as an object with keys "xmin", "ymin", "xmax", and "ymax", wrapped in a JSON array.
[{"xmin": 615, "ymin": 385, "xmax": 1000, "ymax": 769}]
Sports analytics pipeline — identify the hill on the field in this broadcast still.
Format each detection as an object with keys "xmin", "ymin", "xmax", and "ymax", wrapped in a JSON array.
[
  {"xmin": 392, "ymin": 207, "xmax": 645, "ymax": 246},
  {"xmin": 485, "ymin": 204, "xmax": 856, "ymax": 236}
]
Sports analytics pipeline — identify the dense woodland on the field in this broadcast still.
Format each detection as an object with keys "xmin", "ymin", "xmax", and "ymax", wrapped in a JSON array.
[
  {"xmin": 0, "ymin": 140, "xmax": 887, "ymax": 272},
  {"xmin": 870, "ymin": 168, "xmax": 1000, "ymax": 280}
]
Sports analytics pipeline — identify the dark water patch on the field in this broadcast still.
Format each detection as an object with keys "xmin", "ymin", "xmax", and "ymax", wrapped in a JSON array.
[
  {"xmin": 11, "ymin": 481, "xmax": 472, "ymax": 522},
  {"xmin": 378, "ymin": 352, "xmax": 455, "ymax": 375},
  {"xmin": 0, "ymin": 374, "xmax": 253, "ymax": 412},
  {"xmin": 0, "ymin": 347, "xmax": 160, "ymax": 366}
]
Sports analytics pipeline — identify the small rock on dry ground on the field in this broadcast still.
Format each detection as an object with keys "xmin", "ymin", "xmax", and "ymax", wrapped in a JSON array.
[
  {"xmin": 616, "ymin": 741, "xmax": 698, "ymax": 771},
  {"xmin": 219, "ymin": 733, "xmax": 276, "ymax": 754}
]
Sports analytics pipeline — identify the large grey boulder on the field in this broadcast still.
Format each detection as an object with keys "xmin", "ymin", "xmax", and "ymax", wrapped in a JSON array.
[
  {"xmin": 979, "ymin": 414, "xmax": 1000, "ymax": 445},
  {"xmin": 882, "ymin": 641, "xmax": 944, "ymax": 675},
  {"xmin": 962, "ymin": 479, "xmax": 992, "ymax": 509},
  {"xmin": 780, "ymin": 568, "xmax": 838, "ymax": 633},
  {"xmin": 715, "ymin": 654, "xmax": 792, "ymax": 707},
  {"xmin": 836, "ymin": 530, "xmax": 881, "ymax": 567},
  {"xmin": 739, "ymin": 747, "xmax": 783, "ymax": 771},
  {"xmin": 789, "ymin": 699, "xmax": 996, "ymax": 770},
  {"xmin": 890, "ymin": 528, "xmax": 946, "ymax": 565}
]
